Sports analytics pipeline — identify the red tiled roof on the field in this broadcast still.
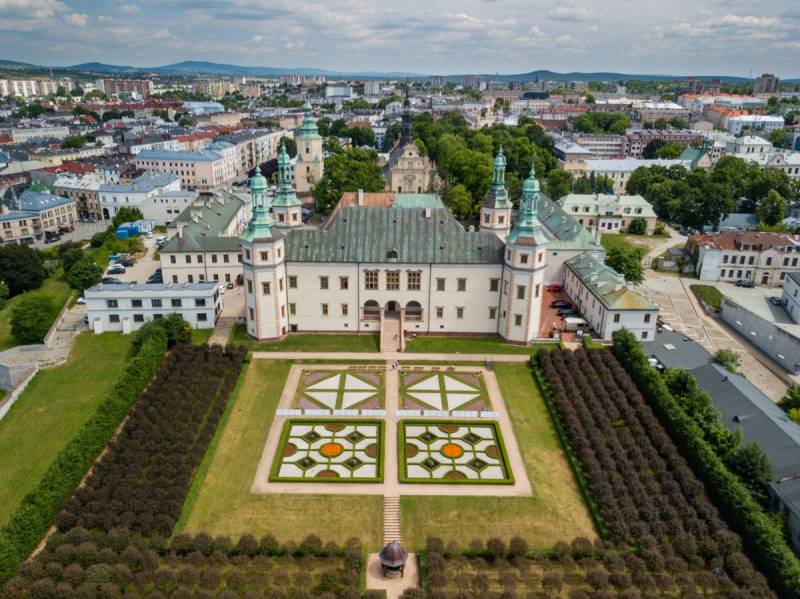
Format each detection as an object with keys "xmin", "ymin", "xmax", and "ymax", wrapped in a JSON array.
[{"xmin": 689, "ymin": 231, "xmax": 800, "ymax": 251}]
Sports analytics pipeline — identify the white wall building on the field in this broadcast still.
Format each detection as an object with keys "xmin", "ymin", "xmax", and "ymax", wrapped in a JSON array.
[
  {"xmin": 84, "ymin": 282, "xmax": 222, "ymax": 334},
  {"xmin": 558, "ymin": 193, "xmax": 657, "ymax": 235},
  {"xmin": 99, "ymin": 172, "xmax": 182, "ymax": 223},
  {"xmin": 727, "ymin": 115, "xmax": 785, "ymax": 135}
]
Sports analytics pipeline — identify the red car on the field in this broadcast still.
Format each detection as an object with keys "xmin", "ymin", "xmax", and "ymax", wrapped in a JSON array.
[{"xmin": 546, "ymin": 283, "xmax": 562, "ymax": 292}]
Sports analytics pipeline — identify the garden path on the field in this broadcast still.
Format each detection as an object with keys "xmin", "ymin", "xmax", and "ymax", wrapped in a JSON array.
[{"xmin": 250, "ymin": 351, "xmax": 531, "ymax": 362}]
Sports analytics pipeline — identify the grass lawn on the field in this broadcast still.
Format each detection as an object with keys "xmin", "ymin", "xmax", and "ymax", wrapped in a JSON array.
[
  {"xmin": 229, "ymin": 323, "xmax": 380, "ymax": 352},
  {"xmin": 176, "ymin": 359, "xmax": 383, "ymax": 548},
  {"xmin": 404, "ymin": 336, "xmax": 538, "ymax": 355},
  {"xmin": 191, "ymin": 328, "xmax": 214, "ymax": 345},
  {"xmin": 0, "ymin": 274, "xmax": 74, "ymax": 352},
  {"xmin": 689, "ymin": 284, "xmax": 723, "ymax": 311},
  {"xmin": 601, "ymin": 232, "xmax": 655, "ymax": 255},
  {"xmin": 401, "ymin": 363, "xmax": 597, "ymax": 550},
  {"xmin": 0, "ymin": 333, "xmax": 132, "ymax": 526}
]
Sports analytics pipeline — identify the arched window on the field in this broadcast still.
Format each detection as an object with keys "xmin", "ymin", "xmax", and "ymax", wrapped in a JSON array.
[{"xmin": 387, "ymin": 249, "xmax": 398, "ymax": 260}]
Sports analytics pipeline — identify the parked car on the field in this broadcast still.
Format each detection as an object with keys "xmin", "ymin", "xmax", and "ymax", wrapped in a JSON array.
[
  {"xmin": 558, "ymin": 309, "xmax": 577, "ymax": 317},
  {"xmin": 218, "ymin": 284, "xmax": 226, "ymax": 295},
  {"xmin": 101, "ymin": 277, "xmax": 121, "ymax": 284},
  {"xmin": 44, "ymin": 236, "xmax": 60, "ymax": 244},
  {"xmin": 116, "ymin": 258, "xmax": 134, "ymax": 267},
  {"xmin": 545, "ymin": 283, "xmax": 562, "ymax": 293},
  {"xmin": 563, "ymin": 317, "xmax": 590, "ymax": 332},
  {"xmin": 146, "ymin": 232, "xmax": 154, "ymax": 238},
  {"xmin": 768, "ymin": 296, "xmax": 784, "ymax": 306},
  {"xmin": 550, "ymin": 300, "xmax": 572, "ymax": 309},
  {"xmin": 107, "ymin": 264, "xmax": 126, "ymax": 274},
  {"xmin": 76, "ymin": 296, "xmax": 86, "ymax": 304},
  {"xmin": 735, "ymin": 279, "xmax": 755, "ymax": 288}
]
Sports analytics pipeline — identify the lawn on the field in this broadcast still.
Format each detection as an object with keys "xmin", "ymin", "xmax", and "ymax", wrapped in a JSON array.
[
  {"xmin": 176, "ymin": 359, "xmax": 384, "ymax": 548},
  {"xmin": 401, "ymin": 363, "xmax": 597, "ymax": 550},
  {"xmin": 689, "ymin": 284, "xmax": 723, "ymax": 311},
  {"xmin": 601, "ymin": 232, "xmax": 655, "ymax": 255},
  {"xmin": 404, "ymin": 336, "xmax": 537, "ymax": 355},
  {"xmin": 0, "ymin": 274, "xmax": 74, "ymax": 352},
  {"xmin": 191, "ymin": 327, "xmax": 214, "ymax": 345},
  {"xmin": 229, "ymin": 323, "xmax": 380, "ymax": 352},
  {"xmin": 0, "ymin": 333, "xmax": 132, "ymax": 526}
]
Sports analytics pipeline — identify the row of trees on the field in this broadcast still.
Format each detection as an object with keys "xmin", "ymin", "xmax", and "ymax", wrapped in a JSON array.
[{"xmin": 537, "ymin": 348, "xmax": 776, "ymax": 596}]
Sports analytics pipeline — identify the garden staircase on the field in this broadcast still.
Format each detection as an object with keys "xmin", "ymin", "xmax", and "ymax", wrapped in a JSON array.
[
  {"xmin": 380, "ymin": 313, "xmax": 402, "ymax": 352},
  {"xmin": 383, "ymin": 495, "xmax": 402, "ymax": 545}
]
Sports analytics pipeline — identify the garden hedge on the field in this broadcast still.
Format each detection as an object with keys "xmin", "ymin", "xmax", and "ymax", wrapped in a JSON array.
[
  {"xmin": 0, "ymin": 333, "xmax": 168, "ymax": 584},
  {"xmin": 611, "ymin": 329, "xmax": 800, "ymax": 598}
]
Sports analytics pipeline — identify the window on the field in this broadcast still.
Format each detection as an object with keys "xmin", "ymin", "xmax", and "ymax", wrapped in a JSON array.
[
  {"xmin": 171, "ymin": 299, "xmax": 182, "ymax": 308},
  {"xmin": 223, "ymin": 254, "xmax": 230, "ymax": 263},
  {"xmin": 341, "ymin": 304, "xmax": 349, "ymax": 316},
  {"xmin": 321, "ymin": 303, "xmax": 329, "ymax": 316},
  {"xmin": 407, "ymin": 271, "xmax": 421, "ymax": 291},
  {"xmin": 457, "ymin": 278, "xmax": 466, "ymax": 291},
  {"xmin": 197, "ymin": 313, "xmax": 208, "ymax": 322},
  {"xmin": 766, "ymin": 257, "xmax": 772, "ymax": 266},
  {"xmin": 195, "ymin": 298, "xmax": 207, "ymax": 307},
  {"xmin": 784, "ymin": 257, "xmax": 790, "ymax": 266},
  {"xmin": 365, "ymin": 270, "xmax": 378, "ymax": 290},
  {"xmin": 490, "ymin": 278, "xmax": 499, "ymax": 292},
  {"xmin": 262, "ymin": 282, "xmax": 271, "ymax": 295},
  {"xmin": 153, "ymin": 313, "xmax": 163, "ymax": 320},
  {"xmin": 187, "ymin": 275, "xmax": 194, "ymax": 283},
  {"xmin": 211, "ymin": 254, "xmax": 218, "ymax": 263},
  {"xmin": 340, "ymin": 276, "xmax": 349, "ymax": 290},
  {"xmin": 644, "ymin": 313, "xmax": 651, "ymax": 323},
  {"xmin": 185, "ymin": 255, "xmax": 191, "ymax": 264},
  {"xmin": 514, "ymin": 314, "xmax": 522, "ymax": 326},
  {"xmin": 289, "ymin": 303, "xmax": 296, "ymax": 315},
  {"xmin": 516, "ymin": 285, "xmax": 525, "ymax": 300},
  {"xmin": 260, "ymin": 251, "xmax": 269, "ymax": 261},
  {"xmin": 320, "ymin": 276, "xmax": 330, "ymax": 290},
  {"xmin": 498, "ymin": 215, "xmax": 505, "ymax": 224},
  {"xmin": 489, "ymin": 307, "xmax": 497, "ymax": 319},
  {"xmin": 483, "ymin": 213, "xmax": 490, "ymax": 223},
  {"xmin": 170, "ymin": 255, "xmax": 176, "ymax": 264},
  {"xmin": 520, "ymin": 254, "xmax": 529, "ymax": 264},
  {"xmin": 641, "ymin": 331, "xmax": 648, "ymax": 340},
  {"xmin": 289, "ymin": 276, "xmax": 297, "ymax": 289},
  {"xmin": 247, "ymin": 280, "xmax": 253, "ymax": 293},
  {"xmin": 279, "ymin": 278, "xmax": 284, "ymax": 291},
  {"xmin": 151, "ymin": 299, "xmax": 162, "ymax": 308},
  {"xmin": 197, "ymin": 255, "xmax": 203, "ymax": 264},
  {"xmin": 133, "ymin": 314, "xmax": 144, "ymax": 323},
  {"xmin": 106, "ymin": 299, "xmax": 118, "ymax": 308},
  {"xmin": 436, "ymin": 306, "xmax": 444, "ymax": 318},
  {"xmin": 748, "ymin": 256, "xmax": 754, "ymax": 265},
  {"xmin": 109, "ymin": 314, "xmax": 120, "ymax": 323},
  {"xmin": 456, "ymin": 307, "xmax": 464, "ymax": 319},
  {"xmin": 613, "ymin": 314, "xmax": 620, "ymax": 323},
  {"xmin": 387, "ymin": 271, "xmax": 400, "ymax": 290},
  {"xmin": 245, "ymin": 249, "xmax": 251, "ymax": 260},
  {"xmin": 436, "ymin": 278, "xmax": 445, "ymax": 291}
]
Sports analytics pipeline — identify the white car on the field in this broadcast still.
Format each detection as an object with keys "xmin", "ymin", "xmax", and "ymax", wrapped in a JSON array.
[
  {"xmin": 146, "ymin": 232, "xmax": 154, "ymax": 239},
  {"xmin": 218, "ymin": 284, "xmax": 226, "ymax": 295},
  {"xmin": 76, "ymin": 296, "xmax": 86, "ymax": 304}
]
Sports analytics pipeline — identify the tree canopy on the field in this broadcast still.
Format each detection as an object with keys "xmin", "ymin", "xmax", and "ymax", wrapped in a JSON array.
[
  {"xmin": 0, "ymin": 245, "xmax": 46, "ymax": 297},
  {"xmin": 573, "ymin": 112, "xmax": 631, "ymax": 135},
  {"xmin": 312, "ymin": 142, "xmax": 385, "ymax": 212},
  {"xmin": 112, "ymin": 207, "xmax": 144, "ymax": 228},
  {"xmin": 10, "ymin": 294, "xmax": 57, "ymax": 344},
  {"xmin": 605, "ymin": 244, "xmax": 645, "ymax": 284}
]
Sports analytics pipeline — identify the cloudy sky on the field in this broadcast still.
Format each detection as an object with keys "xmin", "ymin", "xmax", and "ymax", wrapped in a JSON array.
[{"xmin": 1, "ymin": 0, "xmax": 799, "ymax": 76}]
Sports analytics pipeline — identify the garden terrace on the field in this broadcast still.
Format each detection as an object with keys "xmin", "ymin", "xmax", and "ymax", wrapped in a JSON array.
[
  {"xmin": 537, "ymin": 347, "xmax": 776, "ymax": 597},
  {"xmin": 58, "ymin": 344, "xmax": 246, "ymax": 536}
]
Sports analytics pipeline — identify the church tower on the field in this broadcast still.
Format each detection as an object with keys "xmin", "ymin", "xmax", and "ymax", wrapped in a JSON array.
[
  {"xmin": 479, "ymin": 146, "xmax": 513, "ymax": 238},
  {"xmin": 293, "ymin": 101, "xmax": 323, "ymax": 194},
  {"xmin": 241, "ymin": 170, "xmax": 289, "ymax": 341},
  {"xmin": 272, "ymin": 143, "xmax": 303, "ymax": 229},
  {"xmin": 499, "ymin": 164, "xmax": 549, "ymax": 344}
]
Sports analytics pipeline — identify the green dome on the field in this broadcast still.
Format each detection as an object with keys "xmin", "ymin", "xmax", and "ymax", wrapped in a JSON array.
[
  {"xmin": 250, "ymin": 172, "xmax": 267, "ymax": 191},
  {"xmin": 522, "ymin": 165, "xmax": 539, "ymax": 193},
  {"xmin": 493, "ymin": 145, "xmax": 506, "ymax": 170}
]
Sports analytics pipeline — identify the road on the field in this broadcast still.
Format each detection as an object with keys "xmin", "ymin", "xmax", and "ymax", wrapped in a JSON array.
[{"xmin": 33, "ymin": 221, "xmax": 108, "ymax": 249}]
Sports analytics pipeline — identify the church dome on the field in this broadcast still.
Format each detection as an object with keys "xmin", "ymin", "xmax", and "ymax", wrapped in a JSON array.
[
  {"xmin": 250, "ymin": 171, "xmax": 267, "ymax": 192},
  {"xmin": 522, "ymin": 165, "xmax": 540, "ymax": 193}
]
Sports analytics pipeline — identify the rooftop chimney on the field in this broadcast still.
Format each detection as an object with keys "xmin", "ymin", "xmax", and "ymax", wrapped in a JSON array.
[{"xmin": 357, "ymin": 189, "xmax": 364, "ymax": 207}]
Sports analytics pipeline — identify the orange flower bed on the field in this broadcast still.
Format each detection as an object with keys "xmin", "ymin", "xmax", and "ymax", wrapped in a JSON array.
[
  {"xmin": 441, "ymin": 443, "xmax": 464, "ymax": 459},
  {"xmin": 320, "ymin": 442, "xmax": 344, "ymax": 458}
]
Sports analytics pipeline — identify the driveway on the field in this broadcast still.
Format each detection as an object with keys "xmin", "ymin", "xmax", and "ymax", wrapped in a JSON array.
[
  {"xmin": 107, "ymin": 236, "xmax": 160, "ymax": 284},
  {"xmin": 34, "ymin": 221, "xmax": 107, "ymax": 249},
  {"xmin": 643, "ymin": 272, "xmax": 789, "ymax": 401}
]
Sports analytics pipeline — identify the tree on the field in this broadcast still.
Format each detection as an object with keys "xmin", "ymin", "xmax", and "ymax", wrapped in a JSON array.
[
  {"xmin": 627, "ymin": 217, "xmax": 647, "ymax": 235},
  {"xmin": 757, "ymin": 189, "xmax": 787, "ymax": 226},
  {"xmin": 61, "ymin": 135, "xmax": 86, "ymax": 149},
  {"xmin": 654, "ymin": 142, "xmax": 686, "ymax": 159},
  {"xmin": 714, "ymin": 348, "xmax": 741, "ymax": 373},
  {"xmin": 112, "ymin": 207, "xmax": 144, "ymax": 228},
  {"xmin": 316, "ymin": 116, "xmax": 332, "ymax": 137},
  {"xmin": 642, "ymin": 139, "xmax": 667, "ymax": 159},
  {"xmin": 66, "ymin": 257, "xmax": 103, "ymax": 291},
  {"xmin": 346, "ymin": 125, "xmax": 376, "ymax": 148},
  {"xmin": 443, "ymin": 184, "xmax": 473, "ymax": 218},
  {"xmin": 727, "ymin": 443, "xmax": 773, "ymax": 504},
  {"xmin": 10, "ymin": 294, "xmax": 57, "ymax": 344},
  {"xmin": 546, "ymin": 169, "xmax": 573, "ymax": 200},
  {"xmin": 0, "ymin": 245, "xmax": 46, "ymax": 296},
  {"xmin": 769, "ymin": 129, "xmax": 786, "ymax": 147},
  {"xmin": 605, "ymin": 245, "xmax": 645, "ymax": 284},
  {"xmin": 312, "ymin": 144, "xmax": 385, "ymax": 212},
  {"xmin": 279, "ymin": 136, "xmax": 297, "ymax": 158}
]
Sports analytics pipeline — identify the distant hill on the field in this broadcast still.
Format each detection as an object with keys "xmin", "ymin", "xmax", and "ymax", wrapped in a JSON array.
[
  {"xmin": 466, "ymin": 69, "xmax": 756, "ymax": 84},
  {"xmin": 69, "ymin": 62, "xmax": 140, "ymax": 74}
]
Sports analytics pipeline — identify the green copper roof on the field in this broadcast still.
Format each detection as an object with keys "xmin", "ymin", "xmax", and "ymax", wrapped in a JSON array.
[
  {"xmin": 566, "ymin": 253, "xmax": 657, "ymax": 311},
  {"xmin": 241, "ymin": 169, "xmax": 276, "ymax": 242},
  {"xmin": 507, "ymin": 164, "xmax": 548, "ymax": 246},
  {"xmin": 394, "ymin": 193, "xmax": 445, "ymax": 209},
  {"xmin": 296, "ymin": 100, "xmax": 320, "ymax": 139},
  {"xmin": 285, "ymin": 207, "xmax": 503, "ymax": 264},
  {"xmin": 482, "ymin": 145, "xmax": 511, "ymax": 209},
  {"xmin": 273, "ymin": 143, "xmax": 301, "ymax": 208}
]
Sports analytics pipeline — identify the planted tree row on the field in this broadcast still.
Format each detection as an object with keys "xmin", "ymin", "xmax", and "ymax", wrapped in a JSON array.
[{"xmin": 537, "ymin": 348, "xmax": 775, "ymax": 598}]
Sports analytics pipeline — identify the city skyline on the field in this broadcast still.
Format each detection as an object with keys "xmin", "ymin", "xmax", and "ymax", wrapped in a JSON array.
[{"xmin": 1, "ymin": 0, "xmax": 799, "ymax": 78}]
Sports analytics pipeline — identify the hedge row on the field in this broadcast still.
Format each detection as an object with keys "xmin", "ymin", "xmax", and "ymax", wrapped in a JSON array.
[
  {"xmin": 611, "ymin": 329, "xmax": 800, "ymax": 599},
  {"xmin": 0, "ymin": 333, "xmax": 168, "ymax": 584}
]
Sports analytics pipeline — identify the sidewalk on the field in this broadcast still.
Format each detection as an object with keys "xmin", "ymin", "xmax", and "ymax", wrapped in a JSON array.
[{"xmin": 251, "ymin": 351, "xmax": 531, "ymax": 362}]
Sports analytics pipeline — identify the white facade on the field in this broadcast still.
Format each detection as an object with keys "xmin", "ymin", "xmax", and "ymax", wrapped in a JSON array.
[
  {"xmin": 585, "ymin": 158, "xmax": 692, "ymax": 194},
  {"xmin": 727, "ymin": 115, "xmax": 785, "ymax": 135},
  {"xmin": 99, "ymin": 173, "xmax": 182, "ymax": 223},
  {"xmin": 782, "ymin": 273, "xmax": 800, "ymax": 324},
  {"xmin": 85, "ymin": 282, "xmax": 222, "ymax": 334}
]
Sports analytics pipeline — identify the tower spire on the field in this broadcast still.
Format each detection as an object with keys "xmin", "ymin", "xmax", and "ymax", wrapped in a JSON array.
[
  {"xmin": 273, "ymin": 142, "xmax": 300, "ymax": 208},
  {"xmin": 242, "ymin": 168, "xmax": 274, "ymax": 241},
  {"xmin": 482, "ymin": 145, "xmax": 511, "ymax": 209},
  {"xmin": 507, "ymin": 162, "xmax": 548, "ymax": 245}
]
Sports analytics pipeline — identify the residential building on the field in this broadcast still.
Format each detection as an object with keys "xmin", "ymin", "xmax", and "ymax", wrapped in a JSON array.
[
  {"xmin": 725, "ymin": 135, "xmax": 773, "ymax": 156},
  {"xmin": 98, "ymin": 172, "xmax": 182, "ymax": 222},
  {"xmin": 293, "ymin": 102, "xmax": 324, "ymax": 194},
  {"xmin": 133, "ymin": 147, "xmax": 236, "ymax": 190},
  {"xmin": 727, "ymin": 115, "xmax": 785, "ymax": 135},
  {"xmin": 96, "ymin": 79, "xmax": 154, "ymax": 98},
  {"xmin": 633, "ymin": 101, "xmax": 692, "ymax": 125},
  {"xmin": 563, "ymin": 253, "xmax": 657, "ymax": 340},
  {"xmin": 217, "ymin": 128, "xmax": 286, "ymax": 182},
  {"xmin": 193, "ymin": 80, "xmax": 233, "ymax": 100},
  {"xmin": 239, "ymin": 83, "xmax": 261, "ymax": 99},
  {"xmin": 53, "ymin": 174, "xmax": 102, "ymax": 219},
  {"xmin": 383, "ymin": 98, "xmax": 435, "ymax": 193},
  {"xmin": 0, "ymin": 78, "xmax": 73, "ymax": 98},
  {"xmin": 10, "ymin": 126, "xmax": 70, "ymax": 143},
  {"xmin": 570, "ymin": 134, "xmax": 625, "ymax": 159},
  {"xmin": 0, "ymin": 190, "xmax": 77, "ymax": 244},
  {"xmin": 553, "ymin": 141, "xmax": 593, "ymax": 173},
  {"xmin": 584, "ymin": 158, "xmax": 691, "ymax": 194},
  {"xmin": 364, "ymin": 81, "xmax": 383, "ymax": 96},
  {"xmin": 623, "ymin": 130, "xmax": 704, "ymax": 158},
  {"xmin": 558, "ymin": 193, "xmax": 657, "ymax": 235},
  {"xmin": 687, "ymin": 231, "xmax": 800, "ymax": 287},
  {"xmin": 182, "ymin": 101, "xmax": 225, "ymax": 115},
  {"xmin": 85, "ymin": 282, "xmax": 221, "ymax": 334},
  {"xmin": 325, "ymin": 85, "xmax": 353, "ymax": 98},
  {"xmin": 428, "ymin": 76, "xmax": 447, "ymax": 88},
  {"xmin": 754, "ymin": 73, "xmax": 780, "ymax": 95}
]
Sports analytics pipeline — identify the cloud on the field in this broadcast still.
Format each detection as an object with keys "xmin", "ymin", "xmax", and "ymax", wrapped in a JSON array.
[
  {"xmin": 668, "ymin": 13, "xmax": 786, "ymax": 37},
  {"xmin": 119, "ymin": 4, "xmax": 140, "ymax": 14},
  {"xmin": 0, "ymin": 0, "xmax": 66, "ymax": 19},
  {"xmin": 547, "ymin": 5, "xmax": 596, "ymax": 22},
  {"xmin": 65, "ymin": 12, "xmax": 88, "ymax": 26}
]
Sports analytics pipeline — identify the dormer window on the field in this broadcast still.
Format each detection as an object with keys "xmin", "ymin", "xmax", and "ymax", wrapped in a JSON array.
[{"xmin": 387, "ymin": 249, "xmax": 398, "ymax": 260}]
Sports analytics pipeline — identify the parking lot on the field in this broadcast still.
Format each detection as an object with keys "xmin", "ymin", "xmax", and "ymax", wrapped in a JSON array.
[
  {"xmin": 104, "ymin": 236, "xmax": 161, "ymax": 285},
  {"xmin": 34, "ymin": 221, "xmax": 108, "ymax": 249},
  {"xmin": 539, "ymin": 286, "xmax": 582, "ymax": 342}
]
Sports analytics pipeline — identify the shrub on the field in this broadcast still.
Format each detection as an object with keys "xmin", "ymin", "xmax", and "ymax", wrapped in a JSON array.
[
  {"xmin": 627, "ymin": 218, "xmax": 647, "ymax": 235},
  {"xmin": 66, "ymin": 257, "xmax": 102, "ymax": 291},
  {"xmin": 0, "ymin": 244, "xmax": 46, "ymax": 296},
  {"xmin": 714, "ymin": 348, "xmax": 741, "ymax": 373},
  {"xmin": 10, "ymin": 294, "xmax": 56, "ymax": 344}
]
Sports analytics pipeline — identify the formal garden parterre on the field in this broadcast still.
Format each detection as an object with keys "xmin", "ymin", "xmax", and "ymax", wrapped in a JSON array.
[
  {"xmin": 399, "ymin": 369, "xmax": 489, "ymax": 412},
  {"xmin": 294, "ymin": 368, "xmax": 384, "ymax": 410},
  {"xmin": 399, "ymin": 421, "xmax": 513, "ymax": 484},
  {"xmin": 270, "ymin": 419, "xmax": 384, "ymax": 482}
]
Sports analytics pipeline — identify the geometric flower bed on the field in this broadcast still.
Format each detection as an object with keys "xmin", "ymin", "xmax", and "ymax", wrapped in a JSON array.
[
  {"xmin": 269, "ymin": 419, "xmax": 384, "ymax": 482},
  {"xmin": 398, "ymin": 420, "xmax": 513, "ymax": 484},
  {"xmin": 295, "ymin": 370, "xmax": 384, "ymax": 410},
  {"xmin": 400, "ymin": 370, "xmax": 488, "ymax": 411}
]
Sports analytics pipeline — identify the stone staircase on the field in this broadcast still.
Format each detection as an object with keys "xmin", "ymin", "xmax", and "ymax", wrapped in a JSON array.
[
  {"xmin": 383, "ymin": 496, "xmax": 402, "ymax": 545},
  {"xmin": 380, "ymin": 314, "xmax": 402, "ymax": 353}
]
